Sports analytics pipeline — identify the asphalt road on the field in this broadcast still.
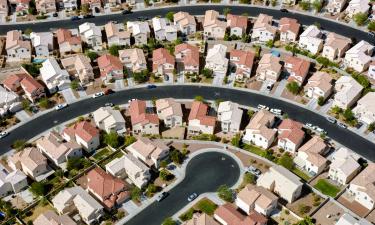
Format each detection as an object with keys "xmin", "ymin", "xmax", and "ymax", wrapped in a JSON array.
[
  {"xmin": 0, "ymin": 85, "xmax": 374, "ymax": 161},
  {"xmin": 1, "ymin": 5, "xmax": 373, "ymax": 44},
  {"xmin": 125, "ymin": 151, "xmax": 240, "ymax": 225}
]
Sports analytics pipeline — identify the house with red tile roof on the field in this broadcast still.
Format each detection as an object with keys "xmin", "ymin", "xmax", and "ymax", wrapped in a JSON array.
[
  {"xmin": 174, "ymin": 43, "xmax": 199, "ymax": 75},
  {"xmin": 62, "ymin": 121, "xmax": 100, "ymax": 152},
  {"xmin": 35, "ymin": 0, "xmax": 56, "ymax": 14},
  {"xmin": 188, "ymin": 101, "xmax": 216, "ymax": 135},
  {"xmin": 56, "ymin": 29, "xmax": 82, "ymax": 56},
  {"xmin": 2, "ymin": 68, "xmax": 45, "ymax": 102},
  {"xmin": 285, "ymin": 56, "xmax": 311, "ymax": 85},
  {"xmin": 129, "ymin": 99, "xmax": 159, "ymax": 135},
  {"xmin": 278, "ymin": 17, "xmax": 300, "ymax": 43},
  {"xmin": 6, "ymin": 30, "xmax": 31, "ymax": 62},
  {"xmin": 214, "ymin": 203, "xmax": 268, "ymax": 225},
  {"xmin": 226, "ymin": 14, "xmax": 248, "ymax": 37},
  {"xmin": 229, "ymin": 49, "xmax": 255, "ymax": 81},
  {"xmin": 152, "ymin": 48, "xmax": 175, "ymax": 77},
  {"xmin": 85, "ymin": 167, "xmax": 130, "ymax": 209},
  {"xmin": 182, "ymin": 213, "xmax": 219, "ymax": 225},
  {"xmin": 277, "ymin": 119, "xmax": 305, "ymax": 153},
  {"xmin": 97, "ymin": 54, "xmax": 124, "ymax": 82},
  {"xmin": 304, "ymin": 71, "xmax": 333, "ymax": 101}
]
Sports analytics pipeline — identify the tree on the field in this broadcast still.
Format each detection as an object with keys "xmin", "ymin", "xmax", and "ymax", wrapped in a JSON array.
[
  {"xmin": 278, "ymin": 152, "xmax": 294, "ymax": 170},
  {"xmin": 103, "ymin": 131, "xmax": 120, "ymax": 148},
  {"xmin": 159, "ymin": 169, "xmax": 173, "ymax": 181},
  {"xmin": 38, "ymin": 98, "xmax": 50, "ymax": 109},
  {"xmin": 130, "ymin": 186, "xmax": 142, "ymax": 202},
  {"xmin": 201, "ymin": 68, "xmax": 213, "ymax": 78},
  {"xmin": 194, "ymin": 95, "xmax": 204, "ymax": 102},
  {"xmin": 108, "ymin": 44, "xmax": 123, "ymax": 56},
  {"xmin": 286, "ymin": 81, "xmax": 300, "ymax": 95},
  {"xmin": 231, "ymin": 133, "xmax": 241, "ymax": 147},
  {"xmin": 368, "ymin": 122, "xmax": 375, "ymax": 132},
  {"xmin": 85, "ymin": 51, "xmax": 98, "ymax": 61},
  {"xmin": 312, "ymin": 0, "xmax": 323, "ymax": 12},
  {"xmin": 12, "ymin": 139, "xmax": 27, "ymax": 151},
  {"xmin": 24, "ymin": 28, "xmax": 33, "ymax": 36},
  {"xmin": 66, "ymin": 157, "xmax": 83, "ymax": 171},
  {"xmin": 133, "ymin": 69, "xmax": 149, "ymax": 83},
  {"xmin": 368, "ymin": 21, "xmax": 375, "ymax": 31},
  {"xmin": 30, "ymin": 181, "xmax": 48, "ymax": 196},
  {"xmin": 298, "ymin": 204, "xmax": 311, "ymax": 215},
  {"xmin": 243, "ymin": 173, "xmax": 256, "ymax": 184},
  {"xmin": 223, "ymin": 8, "xmax": 231, "ymax": 16},
  {"xmin": 316, "ymin": 56, "xmax": 330, "ymax": 67},
  {"xmin": 160, "ymin": 160, "xmax": 168, "ymax": 168},
  {"xmin": 317, "ymin": 96, "xmax": 325, "ymax": 106},
  {"xmin": 299, "ymin": 1, "xmax": 310, "ymax": 10},
  {"xmin": 343, "ymin": 108, "xmax": 355, "ymax": 122},
  {"xmin": 247, "ymin": 109, "xmax": 255, "ymax": 118},
  {"xmin": 353, "ymin": 12, "xmax": 368, "ymax": 26},
  {"xmin": 170, "ymin": 149, "xmax": 184, "ymax": 164},
  {"xmin": 70, "ymin": 80, "xmax": 80, "ymax": 91},
  {"xmin": 265, "ymin": 39, "xmax": 274, "ymax": 48},
  {"xmin": 125, "ymin": 135, "xmax": 137, "ymax": 146},
  {"xmin": 22, "ymin": 63, "xmax": 41, "ymax": 77},
  {"xmin": 162, "ymin": 218, "xmax": 176, "ymax": 225},
  {"xmin": 81, "ymin": 3, "xmax": 90, "ymax": 15},
  {"xmin": 331, "ymin": 105, "xmax": 342, "ymax": 115},
  {"xmin": 165, "ymin": 12, "xmax": 174, "ymax": 22},
  {"xmin": 217, "ymin": 185, "xmax": 234, "ymax": 202},
  {"xmin": 22, "ymin": 100, "xmax": 31, "ymax": 111},
  {"xmin": 146, "ymin": 183, "xmax": 158, "ymax": 196}
]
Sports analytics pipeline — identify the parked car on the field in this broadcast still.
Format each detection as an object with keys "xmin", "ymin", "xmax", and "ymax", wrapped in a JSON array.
[
  {"xmin": 70, "ymin": 16, "xmax": 80, "ymax": 21},
  {"xmin": 83, "ymin": 14, "xmax": 95, "ymax": 19},
  {"xmin": 338, "ymin": 122, "xmax": 347, "ymax": 129},
  {"xmin": 122, "ymin": 9, "xmax": 132, "ymax": 14},
  {"xmin": 305, "ymin": 123, "xmax": 315, "ymax": 129},
  {"xmin": 246, "ymin": 166, "xmax": 261, "ymax": 176},
  {"xmin": 266, "ymin": 83, "xmax": 274, "ymax": 90},
  {"xmin": 188, "ymin": 193, "xmax": 198, "ymax": 202},
  {"xmin": 52, "ymin": 12, "xmax": 58, "ymax": 17},
  {"xmin": 315, "ymin": 127, "xmax": 327, "ymax": 135},
  {"xmin": 147, "ymin": 84, "xmax": 157, "ymax": 89},
  {"xmin": 0, "ymin": 131, "xmax": 9, "ymax": 139},
  {"xmin": 280, "ymin": 8, "xmax": 289, "ymax": 13},
  {"xmin": 270, "ymin": 108, "xmax": 283, "ymax": 115},
  {"xmin": 257, "ymin": 104, "xmax": 269, "ymax": 110},
  {"xmin": 92, "ymin": 92, "xmax": 105, "ymax": 98},
  {"xmin": 156, "ymin": 192, "xmax": 168, "ymax": 202},
  {"xmin": 105, "ymin": 103, "xmax": 114, "ymax": 107},
  {"xmin": 55, "ymin": 103, "xmax": 68, "ymax": 111},
  {"xmin": 104, "ymin": 89, "xmax": 114, "ymax": 95},
  {"xmin": 326, "ymin": 116, "xmax": 336, "ymax": 124}
]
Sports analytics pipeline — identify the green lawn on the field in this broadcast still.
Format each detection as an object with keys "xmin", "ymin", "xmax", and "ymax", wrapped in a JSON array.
[
  {"xmin": 99, "ymin": 151, "xmax": 124, "ymax": 167},
  {"xmin": 92, "ymin": 148, "xmax": 112, "ymax": 161},
  {"xmin": 292, "ymin": 168, "xmax": 311, "ymax": 181},
  {"xmin": 314, "ymin": 179, "xmax": 340, "ymax": 197},
  {"xmin": 178, "ymin": 198, "xmax": 217, "ymax": 221},
  {"xmin": 242, "ymin": 144, "xmax": 264, "ymax": 156}
]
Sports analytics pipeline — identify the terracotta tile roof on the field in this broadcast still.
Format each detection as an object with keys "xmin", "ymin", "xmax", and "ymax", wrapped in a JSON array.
[
  {"xmin": 10, "ymin": 147, "xmax": 47, "ymax": 172},
  {"xmin": 279, "ymin": 17, "xmax": 300, "ymax": 35},
  {"xmin": 325, "ymin": 32, "xmax": 352, "ymax": 51},
  {"xmin": 214, "ymin": 203, "xmax": 267, "ymax": 225},
  {"xmin": 278, "ymin": 119, "xmax": 305, "ymax": 145},
  {"xmin": 278, "ymin": 119, "xmax": 303, "ymax": 130},
  {"xmin": 230, "ymin": 49, "xmax": 255, "ymax": 68},
  {"xmin": 174, "ymin": 11, "xmax": 196, "ymax": 27},
  {"xmin": 97, "ymin": 54, "xmax": 123, "ymax": 77},
  {"xmin": 299, "ymin": 136, "xmax": 327, "ymax": 154},
  {"xmin": 152, "ymin": 48, "xmax": 175, "ymax": 71},
  {"xmin": 6, "ymin": 30, "xmax": 31, "ymax": 50},
  {"xmin": 63, "ymin": 121, "xmax": 99, "ymax": 143},
  {"xmin": 129, "ymin": 99, "xmax": 159, "ymax": 126},
  {"xmin": 305, "ymin": 71, "xmax": 333, "ymax": 93},
  {"xmin": 227, "ymin": 14, "xmax": 248, "ymax": 29},
  {"xmin": 174, "ymin": 43, "xmax": 200, "ymax": 67},
  {"xmin": 183, "ymin": 213, "xmax": 219, "ymax": 225},
  {"xmin": 351, "ymin": 163, "xmax": 375, "ymax": 201},
  {"xmin": 285, "ymin": 56, "xmax": 310, "ymax": 83},
  {"xmin": 188, "ymin": 101, "xmax": 216, "ymax": 127},
  {"xmin": 56, "ymin": 29, "xmax": 81, "ymax": 45}
]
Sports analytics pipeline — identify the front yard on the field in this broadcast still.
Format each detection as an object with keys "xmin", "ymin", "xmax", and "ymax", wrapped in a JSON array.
[{"xmin": 179, "ymin": 198, "xmax": 218, "ymax": 221}]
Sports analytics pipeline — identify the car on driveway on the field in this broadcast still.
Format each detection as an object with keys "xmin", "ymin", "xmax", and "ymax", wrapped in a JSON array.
[
  {"xmin": 156, "ymin": 192, "xmax": 168, "ymax": 202},
  {"xmin": 0, "ymin": 131, "xmax": 9, "ymax": 139},
  {"xmin": 92, "ymin": 92, "xmax": 105, "ymax": 98},
  {"xmin": 246, "ymin": 166, "xmax": 261, "ymax": 176},
  {"xmin": 55, "ymin": 103, "xmax": 68, "ymax": 111},
  {"xmin": 270, "ymin": 108, "xmax": 283, "ymax": 115},
  {"xmin": 188, "ymin": 193, "xmax": 198, "ymax": 202}
]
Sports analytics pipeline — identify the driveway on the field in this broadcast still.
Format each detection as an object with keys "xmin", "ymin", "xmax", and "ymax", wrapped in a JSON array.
[
  {"xmin": 60, "ymin": 88, "xmax": 77, "ymax": 104},
  {"xmin": 125, "ymin": 151, "xmax": 240, "ymax": 225}
]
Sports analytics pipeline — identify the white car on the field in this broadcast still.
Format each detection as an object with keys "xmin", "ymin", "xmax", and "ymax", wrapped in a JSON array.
[
  {"xmin": 305, "ymin": 123, "xmax": 315, "ymax": 129},
  {"xmin": 257, "ymin": 104, "xmax": 269, "ymax": 111},
  {"xmin": 55, "ymin": 103, "xmax": 68, "ymax": 111},
  {"xmin": 0, "ymin": 131, "xmax": 9, "ymax": 139},
  {"xmin": 188, "ymin": 193, "xmax": 198, "ymax": 202},
  {"xmin": 270, "ymin": 108, "xmax": 283, "ymax": 115},
  {"xmin": 92, "ymin": 92, "xmax": 105, "ymax": 98},
  {"xmin": 316, "ymin": 127, "xmax": 327, "ymax": 135}
]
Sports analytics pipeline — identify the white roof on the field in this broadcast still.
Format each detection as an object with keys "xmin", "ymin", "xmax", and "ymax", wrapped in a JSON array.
[
  {"xmin": 346, "ymin": 40, "xmax": 374, "ymax": 65},
  {"xmin": 334, "ymin": 76, "xmax": 363, "ymax": 105},
  {"xmin": 0, "ymin": 165, "xmax": 27, "ymax": 187},
  {"xmin": 218, "ymin": 101, "xmax": 243, "ymax": 124},
  {"xmin": 347, "ymin": 0, "xmax": 370, "ymax": 13},
  {"xmin": 206, "ymin": 44, "xmax": 228, "ymax": 64},
  {"xmin": 40, "ymin": 58, "xmax": 69, "ymax": 82},
  {"xmin": 0, "ymin": 86, "xmax": 18, "ymax": 106},
  {"xmin": 300, "ymin": 25, "xmax": 323, "ymax": 46},
  {"xmin": 127, "ymin": 21, "xmax": 150, "ymax": 36},
  {"xmin": 30, "ymin": 32, "xmax": 53, "ymax": 47},
  {"xmin": 330, "ymin": 147, "xmax": 360, "ymax": 177},
  {"xmin": 79, "ymin": 22, "xmax": 102, "ymax": 38},
  {"xmin": 93, "ymin": 107, "xmax": 125, "ymax": 129},
  {"xmin": 152, "ymin": 17, "xmax": 168, "ymax": 32},
  {"xmin": 336, "ymin": 213, "xmax": 372, "ymax": 225},
  {"xmin": 106, "ymin": 154, "xmax": 149, "ymax": 175}
]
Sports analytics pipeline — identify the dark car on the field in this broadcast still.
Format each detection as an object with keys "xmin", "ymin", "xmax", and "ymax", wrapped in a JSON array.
[
  {"xmin": 280, "ymin": 8, "xmax": 289, "ymax": 13},
  {"xmin": 52, "ymin": 12, "xmax": 58, "ymax": 17},
  {"xmin": 147, "ymin": 84, "xmax": 157, "ymax": 89},
  {"xmin": 83, "ymin": 14, "xmax": 95, "ymax": 19},
  {"xmin": 122, "ymin": 9, "xmax": 132, "ymax": 14},
  {"xmin": 70, "ymin": 16, "xmax": 80, "ymax": 21},
  {"xmin": 104, "ymin": 89, "xmax": 115, "ymax": 95}
]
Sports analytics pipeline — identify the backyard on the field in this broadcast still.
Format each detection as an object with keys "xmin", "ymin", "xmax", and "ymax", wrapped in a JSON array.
[{"xmin": 314, "ymin": 179, "xmax": 341, "ymax": 197}]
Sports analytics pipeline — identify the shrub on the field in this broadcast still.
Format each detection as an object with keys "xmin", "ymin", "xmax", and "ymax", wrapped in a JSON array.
[
  {"xmin": 353, "ymin": 12, "xmax": 368, "ymax": 26},
  {"xmin": 217, "ymin": 185, "xmax": 234, "ymax": 202},
  {"xmin": 286, "ymin": 81, "xmax": 300, "ymax": 95}
]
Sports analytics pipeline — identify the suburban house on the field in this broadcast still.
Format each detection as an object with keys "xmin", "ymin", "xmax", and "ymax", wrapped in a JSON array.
[
  {"xmin": 30, "ymin": 32, "xmax": 54, "ymax": 58},
  {"xmin": 229, "ymin": 49, "xmax": 255, "ymax": 81},
  {"xmin": 236, "ymin": 185, "xmax": 278, "ymax": 216},
  {"xmin": 281, "ymin": 0, "xmax": 296, "ymax": 5},
  {"xmin": 278, "ymin": 17, "xmax": 300, "ymax": 43},
  {"xmin": 56, "ymin": 28, "xmax": 82, "ymax": 55},
  {"xmin": 152, "ymin": 48, "xmax": 175, "ymax": 77},
  {"xmin": 52, "ymin": 186, "xmax": 104, "ymax": 225},
  {"xmin": 251, "ymin": 14, "xmax": 277, "ymax": 43},
  {"xmin": 322, "ymin": 32, "xmax": 352, "ymax": 61},
  {"xmin": 353, "ymin": 92, "xmax": 375, "ymax": 125},
  {"xmin": 328, "ymin": 147, "xmax": 361, "ymax": 185},
  {"xmin": 344, "ymin": 40, "xmax": 374, "ymax": 73},
  {"xmin": 33, "ymin": 210, "xmax": 76, "ymax": 225},
  {"xmin": 214, "ymin": 203, "xmax": 268, "ymax": 225},
  {"xmin": 187, "ymin": 101, "xmax": 216, "ymax": 135},
  {"xmin": 327, "ymin": 0, "xmax": 348, "ymax": 15},
  {"xmin": 79, "ymin": 23, "xmax": 103, "ymax": 51},
  {"xmin": 257, "ymin": 165, "xmax": 303, "ymax": 203},
  {"xmin": 92, "ymin": 106, "xmax": 126, "ymax": 134},
  {"xmin": 155, "ymin": 98, "xmax": 183, "ymax": 128},
  {"xmin": 345, "ymin": 0, "xmax": 370, "ymax": 18},
  {"xmin": 97, "ymin": 54, "xmax": 124, "ymax": 82},
  {"xmin": 63, "ymin": 0, "xmax": 77, "ymax": 10},
  {"xmin": 174, "ymin": 43, "xmax": 200, "ymax": 75},
  {"xmin": 61, "ymin": 54, "xmax": 94, "ymax": 85},
  {"xmin": 173, "ymin": 11, "xmax": 197, "ymax": 35},
  {"xmin": 84, "ymin": 167, "xmax": 130, "ymax": 209},
  {"xmin": 2, "ymin": 70, "xmax": 46, "ymax": 102},
  {"xmin": 217, "ymin": 101, "xmax": 243, "ymax": 133},
  {"xmin": 336, "ymin": 213, "xmax": 372, "ymax": 225},
  {"xmin": 298, "ymin": 25, "xmax": 324, "ymax": 55},
  {"xmin": 348, "ymin": 163, "xmax": 375, "ymax": 211},
  {"xmin": 0, "ymin": 86, "xmax": 21, "ymax": 116},
  {"xmin": 105, "ymin": 153, "xmax": 151, "ymax": 188},
  {"xmin": 368, "ymin": 61, "xmax": 375, "ymax": 79},
  {"xmin": 0, "ymin": 0, "xmax": 8, "ymax": 22},
  {"xmin": 205, "ymin": 44, "xmax": 229, "ymax": 77},
  {"xmin": 226, "ymin": 14, "xmax": 248, "ymax": 37},
  {"xmin": 182, "ymin": 213, "xmax": 219, "ymax": 225},
  {"xmin": 255, "ymin": 53, "xmax": 282, "ymax": 86},
  {"xmin": 35, "ymin": 0, "xmax": 56, "ymax": 13},
  {"xmin": 304, "ymin": 71, "xmax": 333, "ymax": 100},
  {"xmin": 126, "ymin": 137, "xmax": 169, "ymax": 168},
  {"xmin": 127, "ymin": 21, "xmax": 150, "ymax": 45},
  {"xmin": 242, "ymin": 109, "xmax": 276, "ymax": 149},
  {"xmin": 105, "ymin": 22, "xmax": 131, "ymax": 47},
  {"xmin": 333, "ymin": 76, "xmax": 363, "ymax": 109},
  {"xmin": 0, "ymin": 166, "xmax": 27, "ymax": 198},
  {"xmin": 203, "ymin": 10, "xmax": 227, "ymax": 40},
  {"xmin": 277, "ymin": 119, "xmax": 305, "ymax": 153},
  {"xmin": 40, "ymin": 58, "xmax": 71, "ymax": 93},
  {"xmin": 5, "ymin": 30, "xmax": 31, "ymax": 62},
  {"xmin": 62, "ymin": 121, "xmax": 100, "ymax": 152},
  {"xmin": 81, "ymin": 0, "xmax": 101, "ymax": 13},
  {"xmin": 129, "ymin": 99, "xmax": 159, "ymax": 135},
  {"xmin": 36, "ymin": 131, "xmax": 82, "ymax": 168},
  {"xmin": 284, "ymin": 56, "xmax": 311, "ymax": 85},
  {"xmin": 152, "ymin": 17, "xmax": 178, "ymax": 42},
  {"xmin": 294, "ymin": 136, "xmax": 328, "ymax": 176},
  {"xmin": 8, "ymin": 147, "xmax": 50, "ymax": 181},
  {"xmin": 119, "ymin": 48, "xmax": 147, "ymax": 73},
  {"xmin": 9, "ymin": 0, "xmax": 29, "ymax": 13}
]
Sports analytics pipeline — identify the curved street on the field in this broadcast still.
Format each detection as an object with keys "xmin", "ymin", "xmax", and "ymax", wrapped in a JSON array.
[
  {"xmin": 0, "ymin": 85, "xmax": 374, "ymax": 161},
  {"xmin": 125, "ymin": 151, "xmax": 241, "ymax": 225},
  {"xmin": 0, "ymin": 5, "xmax": 373, "ymax": 44}
]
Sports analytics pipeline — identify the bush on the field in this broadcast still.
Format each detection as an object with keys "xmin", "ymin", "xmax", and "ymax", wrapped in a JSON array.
[
  {"xmin": 286, "ymin": 81, "xmax": 300, "ymax": 95},
  {"xmin": 243, "ymin": 173, "xmax": 256, "ymax": 184},
  {"xmin": 165, "ymin": 12, "xmax": 174, "ymax": 22},
  {"xmin": 201, "ymin": 68, "xmax": 213, "ymax": 78},
  {"xmin": 194, "ymin": 95, "xmax": 204, "ymax": 102},
  {"xmin": 103, "ymin": 131, "xmax": 120, "ymax": 148},
  {"xmin": 162, "ymin": 217, "xmax": 176, "ymax": 225},
  {"xmin": 146, "ymin": 184, "xmax": 159, "ymax": 197},
  {"xmin": 353, "ymin": 12, "xmax": 368, "ymax": 26},
  {"xmin": 368, "ymin": 122, "xmax": 375, "ymax": 132},
  {"xmin": 278, "ymin": 152, "xmax": 294, "ymax": 170},
  {"xmin": 231, "ymin": 133, "xmax": 241, "ymax": 147},
  {"xmin": 108, "ymin": 44, "xmax": 123, "ymax": 56},
  {"xmin": 170, "ymin": 149, "xmax": 184, "ymax": 164},
  {"xmin": 130, "ymin": 186, "xmax": 142, "ymax": 202},
  {"xmin": 298, "ymin": 204, "xmax": 311, "ymax": 215},
  {"xmin": 159, "ymin": 169, "xmax": 173, "ymax": 181},
  {"xmin": 30, "ymin": 181, "xmax": 49, "ymax": 196},
  {"xmin": 317, "ymin": 96, "xmax": 325, "ymax": 106},
  {"xmin": 133, "ymin": 69, "xmax": 149, "ymax": 83},
  {"xmin": 299, "ymin": 1, "xmax": 310, "ymax": 10},
  {"xmin": 217, "ymin": 185, "xmax": 234, "ymax": 202},
  {"xmin": 85, "ymin": 51, "xmax": 98, "ymax": 61},
  {"xmin": 368, "ymin": 21, "xmax": 375, "ymax": 31}
]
